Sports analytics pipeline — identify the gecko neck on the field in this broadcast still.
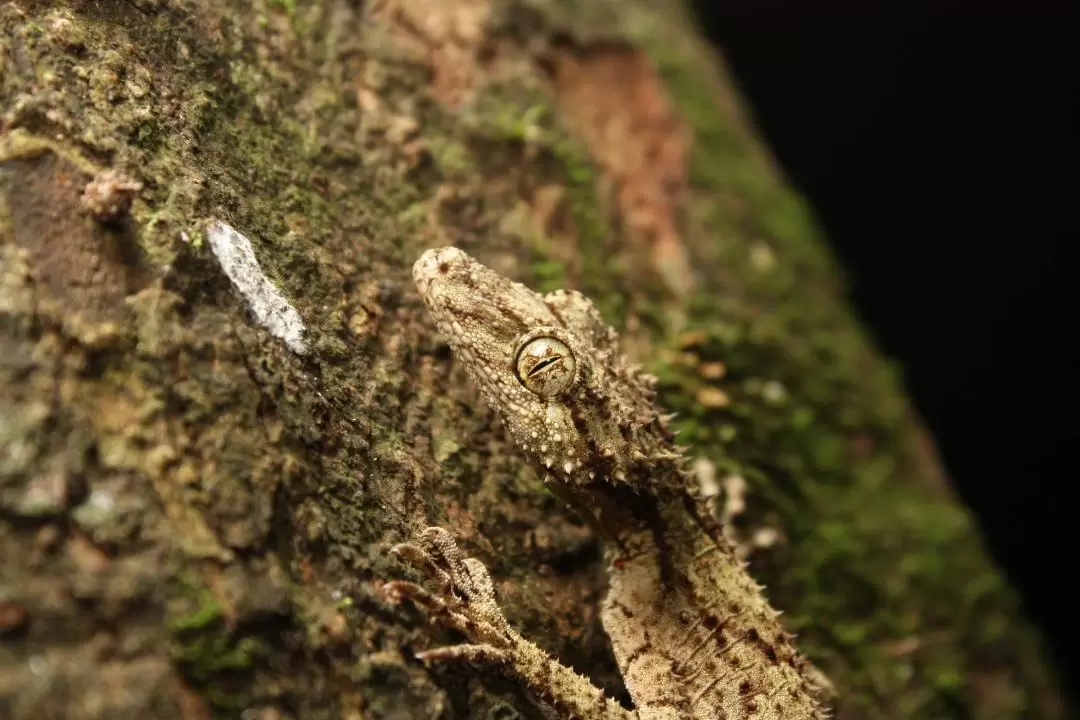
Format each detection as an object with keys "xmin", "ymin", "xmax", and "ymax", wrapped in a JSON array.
[
  {"xmin": 560, "ymin": 465, "xmax": 715, "ymax": 559},
  {"xmin": 579, "ymin": 486, "xmax": 827, "ymax": 719}
]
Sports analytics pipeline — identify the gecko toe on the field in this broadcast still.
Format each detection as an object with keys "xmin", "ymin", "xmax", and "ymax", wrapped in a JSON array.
[
  {"xmin": 419, "ymin": 526, "xmax": 484, "ymax": 596},
  {"xmin": 390, "ymin": 541, "xmax": 453, "ymax": 594},
  {"xmin": 416, "ymin": 642, "xmax": 511, "ymax": 667}
]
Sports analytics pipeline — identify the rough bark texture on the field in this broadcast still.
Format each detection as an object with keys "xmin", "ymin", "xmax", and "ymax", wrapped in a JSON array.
[{"xmin": 0, "ymin": 1, "xmax": 1064, "ymax": 719}]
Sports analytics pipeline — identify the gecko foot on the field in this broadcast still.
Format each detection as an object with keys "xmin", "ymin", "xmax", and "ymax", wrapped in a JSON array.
[
  {"xmin": 384, "ymin": 526, "xmax": 634, "ymax": 720},
  {"xmin": 384, "ymin": 526, "xmax": 516, "ymax": 661}
]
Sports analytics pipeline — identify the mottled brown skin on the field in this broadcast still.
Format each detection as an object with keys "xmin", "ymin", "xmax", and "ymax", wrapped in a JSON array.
[{"xmin": 389, "ymin": 247, "xmax": 831, "ymax": 718}]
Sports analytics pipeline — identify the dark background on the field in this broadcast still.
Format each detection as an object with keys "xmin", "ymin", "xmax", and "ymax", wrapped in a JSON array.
[{"xmin": 688, "ymin": 1, "xmax": 1078, "ymax": 713}]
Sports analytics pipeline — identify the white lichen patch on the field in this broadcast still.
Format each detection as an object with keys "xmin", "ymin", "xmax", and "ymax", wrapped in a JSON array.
[{"xmin": 206, "ymin": 220, "xmax": 308, "ymax": 355}]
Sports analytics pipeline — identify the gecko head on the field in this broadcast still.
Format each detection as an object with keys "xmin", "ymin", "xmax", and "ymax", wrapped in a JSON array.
[{"xmin": 413, "ymin": 247, "xmax": 672, "ymax": 489}]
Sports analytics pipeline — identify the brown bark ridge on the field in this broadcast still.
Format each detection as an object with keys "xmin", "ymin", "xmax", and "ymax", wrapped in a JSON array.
[{"xmin": 0, "ymin": 1, "xmax": 1063, "ymax": 718}]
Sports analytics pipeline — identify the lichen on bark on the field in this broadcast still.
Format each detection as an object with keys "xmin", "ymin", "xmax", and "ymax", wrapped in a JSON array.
[{"xmin": 0, "ymin": 1, "xmax": 1064, "ymax": 719}]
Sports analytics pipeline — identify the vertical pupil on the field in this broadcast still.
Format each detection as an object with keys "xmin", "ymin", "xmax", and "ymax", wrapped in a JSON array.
[{"xmin": 529, "ymin": 356, "xmax": 561, "ymax": 377}]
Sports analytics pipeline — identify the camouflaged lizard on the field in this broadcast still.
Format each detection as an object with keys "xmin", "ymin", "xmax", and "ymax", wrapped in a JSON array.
[{"xmin": 384, "ymin": 247, "xmax": 832, "ymax": 719}]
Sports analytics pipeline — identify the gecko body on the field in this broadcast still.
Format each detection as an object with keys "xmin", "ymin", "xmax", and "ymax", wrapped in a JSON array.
[{"xmin": 387, "ymin": 247, "xmax": 831, "ymax": 719}]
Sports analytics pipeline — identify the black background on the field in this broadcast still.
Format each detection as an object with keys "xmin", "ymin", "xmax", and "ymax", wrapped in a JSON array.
[{"xmin": 688, "ymin": 1, "xmax": 1078, "ymax": 713}]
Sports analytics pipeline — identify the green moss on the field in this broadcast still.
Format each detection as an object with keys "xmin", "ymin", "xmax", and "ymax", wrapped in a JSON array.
[
  {"xmin": 621, "ymin": 18, "xmax": 1060, "ymax": 717},
  {"xmin": 167, "ymin": 587, "xmax": 224, "ymax": 633},
  {"xmin": 450, "ymin": 87, "xmax": 628, "ymax": 320},
  {"xmin": 551, "ymin": 138, "xmax": 628, "ymax": 323},
  {"xmin": 531, "ymin": 258, "xmax": 570, "ymax": 290},
  {"xmin": 267, "ymin": 0, "xmax": 297, "ymax": 17},
  {"xmin": 7, "ymin": 0, "xmax": 1056, "ymax": 714},
  {"xmin": 174, "ymin": 627, "xmax": 263, "ymax": 678},
  {"xmin": 167, "ymin": 585, "xmax": 267, "ymax": 712},
  {"xmin": 396, "ymin": 36, "xmax": 1048, "ymax": 715},
  {"xmin": 426, "ymin": 133, "xmax": 477, "ymax": 177},
  {"xmin": 484, "ymin": 101, "xmax": 551, "ymax": 143},
  {"xmin": 649, "ymin": 287, "xmax": 1052, "ymax": 717}
]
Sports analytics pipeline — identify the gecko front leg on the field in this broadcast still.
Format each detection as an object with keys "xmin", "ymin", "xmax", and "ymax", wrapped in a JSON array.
[
  {"xmin": 410, "ymin": 247, "xmax": 834, "ymax": 718},
  {"xmin": 385, "ymin": 526, "xmax": 633, "ymax": 720}
]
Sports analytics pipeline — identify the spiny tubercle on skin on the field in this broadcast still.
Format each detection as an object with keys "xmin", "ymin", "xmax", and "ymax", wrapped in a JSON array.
[
  {"xmin": 413, "ymin": 246, "xmax": 682, "ymax": 492},
  {"xmin": 408, "ymin": 246, "xmax": 833, "ymax": 719}
]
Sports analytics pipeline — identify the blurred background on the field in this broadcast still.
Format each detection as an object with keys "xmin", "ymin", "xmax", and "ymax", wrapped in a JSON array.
[{"xmin": 689, "ymin": 1, "xmax": 1077, "ymax": 710}]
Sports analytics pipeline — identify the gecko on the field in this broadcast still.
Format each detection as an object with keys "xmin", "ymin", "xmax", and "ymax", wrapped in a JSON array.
[{"xmin": 384, "ymin": 246, "xmax": 833, "ymax": 719}]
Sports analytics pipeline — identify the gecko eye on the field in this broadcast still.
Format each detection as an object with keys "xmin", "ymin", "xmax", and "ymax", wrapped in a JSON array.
[{"xmin": 515, "ymin": 336, "xmax": 576, "ymax": 397}]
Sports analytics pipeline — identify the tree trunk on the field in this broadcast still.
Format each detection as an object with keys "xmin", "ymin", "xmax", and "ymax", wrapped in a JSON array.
[{"xmin": 0, "ymin": 1, "xmax": 1063, "ymax": 718}]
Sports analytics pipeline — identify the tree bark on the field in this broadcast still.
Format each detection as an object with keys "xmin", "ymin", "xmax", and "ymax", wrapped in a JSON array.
[{"xmin": 0, "ymin": 1, "xmax": 1063, "ymax": 718}]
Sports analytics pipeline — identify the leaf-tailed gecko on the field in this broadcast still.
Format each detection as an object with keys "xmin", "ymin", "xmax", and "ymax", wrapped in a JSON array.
[{"xmin": 384, "ymin": 247, "xmax": 833, "ymax": 719}]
